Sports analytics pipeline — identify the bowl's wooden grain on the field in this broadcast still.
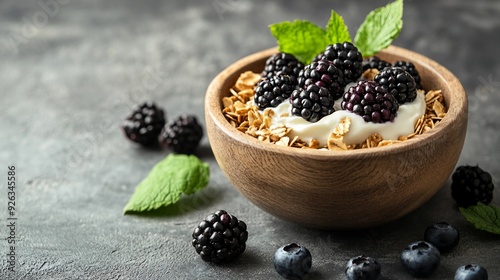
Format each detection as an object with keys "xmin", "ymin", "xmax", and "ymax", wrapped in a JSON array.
[{"xmin": 205, "ymin": 46, "xmax": 467, "ymax": 229}]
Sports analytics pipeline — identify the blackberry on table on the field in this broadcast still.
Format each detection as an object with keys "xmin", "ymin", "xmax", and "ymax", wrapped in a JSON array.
[
  {"xmin": 291, "ymin": 85, "xmax": 335, "ymax": 123},
  {"xmin": 362, "ymin": 56, "xmax": 391, "ymax": 72},
  {"xmin": 158, "ymin": 114, "xmax": 203, "ymax": 154},
  {"xmin": 121, "ymin": 102, "xmax": 166, "ymax": 146},
  {"xmin": 254, "ymin": 74, "xmax": 295, "ymax": 109},
  {"xmin": 374, "ymin": 67, "xmax": 418, "ymax": 104},
  {"xmin": 297, "ymin": 59, "xmax": 346, "ymax": 100},
  {"xmin": 451, "ymin": 165, "xmax": 494, "ymax": 208},
  {"xmin": 341, "ymin": 80, "xmax": 399, "ymax": 123},
  {"xmin": 261, "ymin": 52, "xmax": 304, "ymax": 84},
  {"xmin": 393, "ymin": 60, "xmax": 422, "ymax": 89},
  {"xmin": 192, "ymin": 210, "xmax": 248, "ymax": 263},
  {"xmin": 315, "ymin": 42, "xmax": 363, "ymax": 83}
]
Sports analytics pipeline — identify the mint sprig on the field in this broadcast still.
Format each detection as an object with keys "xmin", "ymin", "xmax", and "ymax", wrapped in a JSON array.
[
  {"xmin": 325, "ymin": 10, "xmax": 351, "ymax": 45},
  {"xmin": 460, "ymin": 203, "xmax": 500, "ymax": 235},
  {"xmin": 354, "ymin": 0, "xmax": 403, "ymax": 57},
  {"xmin": 269, "ymin": 12, "xmax": 351, "ymax": 64},
  {"xmin": 270, "ymin": 20, "xmax": 329, "ymax": 64},
  {"xmin": 269, "ymin": 0, "xmax": 404, "ymax": 63},
  {"xmin": 123, "ymin": 154, "xmax": 210, "ymax": 214}
]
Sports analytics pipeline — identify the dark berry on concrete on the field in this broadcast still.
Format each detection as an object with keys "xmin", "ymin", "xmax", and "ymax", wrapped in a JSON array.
[
  {"xmin": 191, "ymin": 210, "xmax": 248, "ymax": 263},
  {"xmin": 254, "ymin": 74, "xmax": 295, "ymax": 109},
  {"xmin": 158, "ymin": 114, "xmax": 203, "ymax": 154},
  {"xmin": 345, "ymin": 255, "xmax": 381, "ymax": 280},
  {"xmin": 400, "ymin": 241, "xmax": 440, "ymax": 278},
  {"xmin": 297, "ymin": 59, "xmax": 346, "ymax": 100},
  {"xmin": 122, "ymin": 102, "xmax": 166, "ymax": 146},
  {"xmin": 362, "ymin": 56, "xmax": 391, "ymax": 72},
  {"xmin": 261, "ymin": 52, "xmax": 304, "ymax": 84},
  {"xmin": 451, "ymin": 165, "xmax": 494, "ymax": 208},
  {"xmin": 315, "ymin": 42, "xmax": 363, "ymax": 83},
  {"xmin": 374, "ymin": 66, "xmax": 418, "ymax": 104},
  {"xmin": 454, "ymin": 264, "xmax": 488, "ymax": 280},
  {"xmin": 273, "ymin": 243, "xmax": 312, "ymax": 279},
  {"xmin": 393, "ymin": 60, "xmax": 422, "ymax": 89},
  {"xmin": 341, "ymin": 80, "xmax": 399, "ymax": 123},
  {"xmin": 424, "ymin": 222, "xmax": 460, "ymax": 252}
]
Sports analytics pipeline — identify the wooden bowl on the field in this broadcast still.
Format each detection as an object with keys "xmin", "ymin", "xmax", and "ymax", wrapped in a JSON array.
[{"xmin": 205, "ymin": 46, "xmax": 467, "ymax": 230}]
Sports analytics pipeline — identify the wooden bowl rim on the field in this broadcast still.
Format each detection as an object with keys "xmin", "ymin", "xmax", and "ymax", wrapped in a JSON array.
[{"xmin": 205, "ymin": 45, "xmax": 467, "ymax": 159}]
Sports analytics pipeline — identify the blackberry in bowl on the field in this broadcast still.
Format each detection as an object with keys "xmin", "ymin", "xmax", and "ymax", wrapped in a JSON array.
[
  {"xmin": 341, "ymin": 80, "xmax": 399, "ymax": 123},
  {"xmin": 261, "ymin": 52, "xmax": 304, "ymax": 84},
  {"xmin": 204, "ymin": 46, "xmax": 467, "ymax": 229}
]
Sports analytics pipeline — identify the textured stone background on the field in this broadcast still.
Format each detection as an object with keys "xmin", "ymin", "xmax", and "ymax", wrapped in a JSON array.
[{"xmin": 0, "ymin": 0, "xmax": 499, "ymax": 279}]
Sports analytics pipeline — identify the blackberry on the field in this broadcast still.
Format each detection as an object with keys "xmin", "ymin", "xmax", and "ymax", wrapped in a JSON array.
[
  {"xmin": 254, "ymin": 74, "xmax": 295, "ymax": 109},
  {"xmin": 362, "ymin": 56, "xmax": 391, "ymax": 72},
  {"xmin": 451, "ymin": 165, "xmax": 494, "ymax": 208},
  {"xmin": 261, "ymin": 52, "xmax": 304, "ymax": 83},
  {"xmin": 393, "ymin": 60, "xmax": 422, "ymax": 89},
  {"xmin": 158, "ymin": 114, "xmax": 203, "ymax": 154},
  {"xmin": 291, "ymin": 85, "xmax": 335, "ymax": 123},
  {"xmin": 315, "ymin": 42, "xmax": 363, "ymax": 83},
  {"xmin": 297, "ymin": 59, "xmax": 346, "ymax": 100},
  {"xmin": 121, "ymin": 102, "xmax": 166, "ymax": 145},
  {"xmin": 191, "ymin": 210, "xmax": 248, "ymax": 263},
  {"xmin": 341, "ymin": 80, "xmax": 399, "ymax": 123},
  {"xmin": 374, "ymin": 67, "xmax": 417, "ymax": 104}
]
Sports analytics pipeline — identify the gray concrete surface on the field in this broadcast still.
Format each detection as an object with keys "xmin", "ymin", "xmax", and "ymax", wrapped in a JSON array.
[{"xmin": 0, "ymin": 0, "xmax": 499, "ymax": 279}]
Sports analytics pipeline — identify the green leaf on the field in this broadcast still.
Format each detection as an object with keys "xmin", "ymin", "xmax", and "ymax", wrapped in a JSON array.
[
  {"xmin": 123, "ymin": 154, "xmax": 210, "ymax": 214},
  {"xmin": 460, "ymin": 203, "xmax": 500, "ymax": 235},
  {"xmin": 354, "ymin": 0, "xmax": 403, "ymax": 57},
  {"xmin": 269, "ymin": 20, "xmax": 328, "ymax": 64},
  {"xmin": 325, "ymin": 10, "xmax": 351, "ymax": 44}
]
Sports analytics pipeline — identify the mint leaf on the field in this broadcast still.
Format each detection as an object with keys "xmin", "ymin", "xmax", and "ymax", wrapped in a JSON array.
[
  {"xmin": 354, "ymin": 0, "xmax": 403, "ymax": 57},
  {"xmin": 123, "ymin": 154, "xmax": 210, "ymax": 214},
  {"xmin": 325, "ymin": 10, "xmax": 351, "ymax": 44},
  {"xmin": 460, "ymin": 203, "xmax": 500, "ymax": 235},
  {"xmin": 270, "ymin": 20, "xmax": 328, "ymax": 64}
]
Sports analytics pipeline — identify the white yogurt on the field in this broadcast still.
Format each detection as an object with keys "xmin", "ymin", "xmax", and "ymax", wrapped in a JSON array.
[{"xmin": 267, "ymin": 90, "xmax": 426, "ymax": 146}]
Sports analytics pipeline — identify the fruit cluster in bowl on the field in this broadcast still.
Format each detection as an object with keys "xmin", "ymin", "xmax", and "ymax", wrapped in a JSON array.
[
  {"xmin": 222, "ymin": 43, "xmax": 447, "ymax": 151},
  {"xmin": 220, "ymin": 0, "xmax": 449, "ymax": 151}
]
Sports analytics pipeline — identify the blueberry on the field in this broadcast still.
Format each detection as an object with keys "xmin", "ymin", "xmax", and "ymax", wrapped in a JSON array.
[
  {"xmin": 424, "ymin": 222, "xmax": 460, "ymax": 251},
  {"xmin": 454, "ymin": 264, "xmax": 488, "ymax": 280},
  {"xmin": 345, "ymin": 255, "xmax": 381, "ymax": 280},
  {"xmin": 273, "ymin": 243, "xmax": 312, "ymax": 279},
  {"xmin": 400, "ymin": 241, "xmax": 440, "ymax": 277}
]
